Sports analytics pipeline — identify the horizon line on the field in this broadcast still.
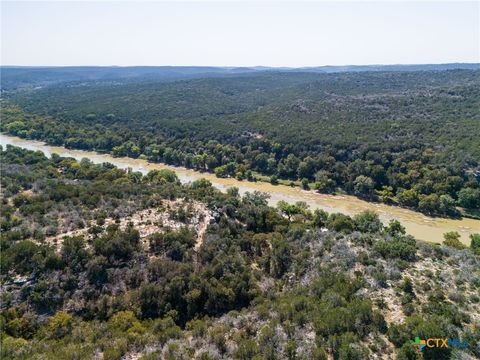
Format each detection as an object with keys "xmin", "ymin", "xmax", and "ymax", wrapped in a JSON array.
[{"xmin": 1, "ymin": 62, "xmax": 479, "ymax": 69}]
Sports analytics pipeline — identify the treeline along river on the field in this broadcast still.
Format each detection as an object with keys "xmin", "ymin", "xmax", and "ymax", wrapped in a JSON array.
[{"xmin": 1, "ymin": 133, "xmax": 479, "ymax": 245}]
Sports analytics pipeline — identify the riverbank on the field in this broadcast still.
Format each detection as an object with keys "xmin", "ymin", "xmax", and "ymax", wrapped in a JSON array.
[{"xmin": 1, "ymin": 132, "xmax": 479, "ymax": 245}]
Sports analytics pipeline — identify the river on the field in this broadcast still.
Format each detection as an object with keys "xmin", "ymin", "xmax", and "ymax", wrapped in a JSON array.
[{"xmin": 1, "ymin": 133, "xmax": 479, "ymax": 245}]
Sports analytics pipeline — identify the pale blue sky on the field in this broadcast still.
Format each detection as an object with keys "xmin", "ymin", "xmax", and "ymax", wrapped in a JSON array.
[{"xmin": 1, "ymin": 1, "xmax": 479, "ymax": 66}]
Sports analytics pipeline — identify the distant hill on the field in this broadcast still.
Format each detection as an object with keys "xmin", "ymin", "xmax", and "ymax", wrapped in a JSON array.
[
  {"xmin": 303, "ymin": 63, "xmax": 480, "ymax": 73},
  {"xmin": 0, "ymin": 66, "xmax": 261, "ymax": 90},
  {"xmin": 1, "ymin": 63, "xmax": 478, "ymax": 90}
]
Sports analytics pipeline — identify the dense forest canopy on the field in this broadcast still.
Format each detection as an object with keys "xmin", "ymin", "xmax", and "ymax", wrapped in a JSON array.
[
  {"xmin": 1, "ymin": 145, "xmax": 479, "ymax": 359},
  {"xmin": 1, "ymin": 69, "xmax": 480, "ymax": 216}
]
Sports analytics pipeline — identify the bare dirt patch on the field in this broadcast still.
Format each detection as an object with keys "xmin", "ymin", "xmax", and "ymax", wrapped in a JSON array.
[{"xmin": 44, "ymin": 199, "xmax": 213, "ymax": 251}]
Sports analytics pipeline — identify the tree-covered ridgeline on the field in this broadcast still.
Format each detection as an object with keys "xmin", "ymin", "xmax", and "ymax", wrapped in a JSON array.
[
  {"xmin": 1, "ymin": 145, "xmax": 480, "ymax": 359},
  {"xmin": 1, "ymin": 70, "xmax": 480, "ymax": 216}
]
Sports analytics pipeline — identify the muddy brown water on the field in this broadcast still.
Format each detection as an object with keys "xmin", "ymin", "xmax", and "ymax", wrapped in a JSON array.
[{"xmin": 2, "ymin": 133, "xmax": 479, "ymax": 245}]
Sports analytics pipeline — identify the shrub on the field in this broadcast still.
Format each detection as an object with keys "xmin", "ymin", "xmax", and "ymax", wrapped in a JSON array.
[
  {"xmin": 443, "ymin": 232, "xmax": 465, "ymax": 250},
  {"xmin": 2, "ymin": 240, "xmax": 45, "ymax": 274},
  {"xmin": 396, "ymin": 344, "xmax": 421, "ymax": 360},
  {"xmin": 270, "ymin": 175, "xmax": 279, "ymax": 185},
  {"xmin": 326, "ymin": 213, "xmax": 354, "ymax": 233},
  {"xmin": 353, "ymin": 210, "xmax": 383, "ymax": 233},
  {"xmin": 144, "ymin": 169, "xmax": 179, "ymax": 184},
  {"xmin": 149, "ymin": 228, "xmax": 195, "ymax": 261},
  {"xmin": 470, "ymin": 233, "xmax": 480, "ymax": 255},
  {"xmin": 46, "ymin": 311, "xmax": 74, "ymax": 339},
  {"xmin": 313, "ymin": 209, "xmax": 329, "ymax": 228},
  {"xmin": 93, "ymin": 225, "xmax": 140, "ymax": 262},
  {"xmin": 108, "ymin": 311, "xmax": 144, "ymax": 334},
  {"xmin": 373, "ymin": 236, "xmax": 416, "ymax": 261},
  {"xmin": 384, "ymin": 219, "xmax": 406, "ymax": 237}
]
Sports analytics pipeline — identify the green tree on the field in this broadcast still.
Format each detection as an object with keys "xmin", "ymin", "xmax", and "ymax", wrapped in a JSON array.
[
  {"xmin": 301, "ymin": 178, "xmax": 310, "ymax": 190},
  {"xmin": 144, "ymin": 169, "xmax": 179, "ymax": 183},
  {"xmin": 108, "ymin": 311, "xmax": 144, "ymax": 333},
  {"xmin": 353, "ymin": 210, "xmax": 383, "ymax": 233},
  {"xmin": 457, "ymin": 187, "xmax": 480, "ymax": 209},
  {"xmin": 469, "ymin": 233, "xmax": 480, "ymax": 255},
  {"xmin": 297, "ymin": 156, "xmax": 315, "ymax": 180},
  {"xmin": 396, "ymin": 344, "xmax": 421, "ymax": 360},
  {"xmin": 314, "ymin": 171, "xmax": 336, "ymax": 194},
  {"xmin": 327, "ymin": 213, "xmax": 354, "ymax": 233},
  {"xmin": 270, "ymin": 236, "xmax": 291, "ymax": 278},
  {"xmin": 313, "ymin": 209, "xmax": 329, "ymax": 228},
  {"xmin": 5, "ymin": 120, "xmax": 27, "ymax": 135},
  {"xmin": 442, "ymin": 231, "xmax": 465, "ymax": 249},
  {"xmin": 46, "ymin": 311, "xmax": 74, "ymax": 339},
  {"xmin": 353, "ymin": 175, "xmax": 375, "ymax": 198},
  {"xmin": 376, "ymin": 185, "xmax": 394, "ymax": 203},
  {"xmin": 61, "ymin": 236, "xmax": 90, "ymax": 271},
  {"xmin": 418, "ymin": 194, "xmax": 440, "ymax": 214},
  {"xmin": 438, "ymin": 194, "xmax": 458, "ymax": 216},
  {"xmin": 277, "ymin": 201, "xmax": 310, "ymax": 221},
  {"xmin": 214, "ymin": 165, "xmax": 229, "ymax": 178},
  {"xmin": 396, "ymin": 189, "xmax": 419, "ymax": 208},
  {"xmin": 384, "ymin": 219, "xmax": 406, "ymax": 237}
]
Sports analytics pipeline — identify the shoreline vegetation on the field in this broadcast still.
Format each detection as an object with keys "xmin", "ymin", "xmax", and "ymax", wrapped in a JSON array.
[
  {"xmin": 2, "ymin": 132, "xmax": 480, "ymax": 246},
  {"xmin": 1, "ymin": 125, "xmax": 478, "ymax": 221}
]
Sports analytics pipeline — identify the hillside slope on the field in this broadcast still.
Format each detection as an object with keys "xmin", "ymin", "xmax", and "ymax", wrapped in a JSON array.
[{"xmin": 1, "ymin": 146, "xmax": 479, "ymax": 359}]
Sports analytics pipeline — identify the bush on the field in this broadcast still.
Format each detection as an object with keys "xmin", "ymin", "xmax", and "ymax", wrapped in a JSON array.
[
  {"xmin": 313, "ymin": 209, "xmax": 329, "ymax": 228},
  {"xmin": 270, "ymin": 236, "xmax": 291, "ymax": 278},
  {"xmin": 384, "ymin": 219, "xmax": 406, "ymax": 237},
  {"xmin": 2, "ymin": 240, "xmax": 45, "ymax": 274},
  {"xmin": 353, "ymin": 210, "xmax": 383, "ymax": 233},
  {"xmin": 149, "ymin": 228, "xmax": 195, "ymax": 261},
  {"xmin": 46, "ymin": 311, "xmax": 74, "ymax": 339},
  {"xmin": 396, "ymin": 344, "xmax": 421, "ymax": 360},
  {"xmin": 457, "ymin": 188, "xmax": 480, "ymax": 209},
  {"xmin": 326, "ymin": 213, "xmax": 354, "ymax": 233},
  {"xmin": 93, "ymin": 225, "xmax": 140, "ymax": 262},
  {"xmin": 108, "ymin": 311, "xmax": 144, "ymax": 333},
  {"xmin": 144, "ymin": 169, "xmax": 179, "ymax": 184},
  {"xmin": 270, "ymin": 175, "xmax": 279, "ymax": 185},
  {"xmin": 470, "ymin": 233, "xmax": 480, "ymax": 255},
  {"xmin": 234, "ymin": 339, "xmax": 259, "ymax": 360},
  {"xmin": 373, "ymin": 236, "xmax": 416, "ymax": 261},
  {"xmin": 443, "ymin": 232, "xmax": 465, "ymax": 250},
  {"xmin": 61, "ymin": 236, "xmax": 90, "ymax": 271}
]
